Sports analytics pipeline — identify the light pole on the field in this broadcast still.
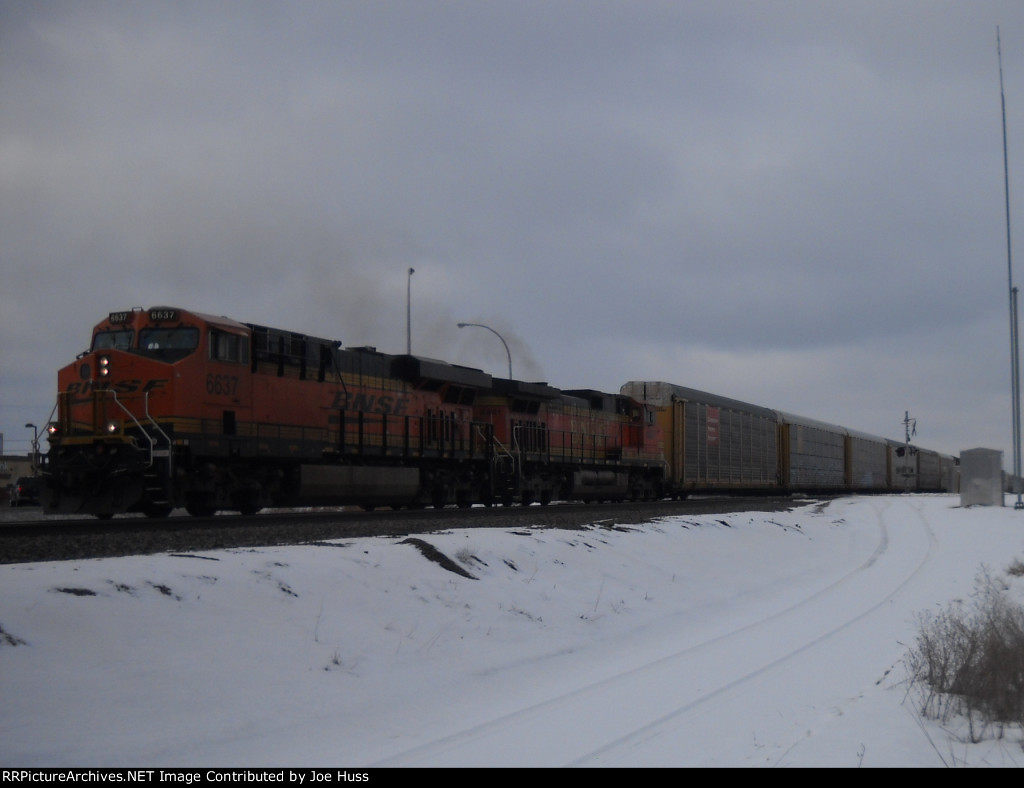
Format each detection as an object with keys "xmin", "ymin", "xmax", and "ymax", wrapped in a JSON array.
[
  {"xmin": 457, "ymin": 322, "xmax": 512, "ymax": 379},
  {"xmin": 998, "ymin": 27, "xmax": 1024, "ymax": 508},
  {"xmin": 406, "ymin": 268, "xmax": 415, "ymax": 355},
  {"xmin": 25, "ymin": 423, "xmax": 38, "ymax": 472}
]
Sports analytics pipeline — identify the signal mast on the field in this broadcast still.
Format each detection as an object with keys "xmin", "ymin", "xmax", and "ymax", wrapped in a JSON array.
[{"xmin": 902, "ymin": 411, "xmax": 917, "ymax": 493}]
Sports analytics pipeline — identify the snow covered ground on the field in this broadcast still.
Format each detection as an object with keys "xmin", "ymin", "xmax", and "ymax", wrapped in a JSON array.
[{"xmin": 3, "ymin": 494, "xmax": 1024, "ymax": 768}]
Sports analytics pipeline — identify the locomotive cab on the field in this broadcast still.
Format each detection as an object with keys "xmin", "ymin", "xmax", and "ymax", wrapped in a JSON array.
[{"xmin": 44, "ymin": 307, "xmax": 253, "ymax": 516}]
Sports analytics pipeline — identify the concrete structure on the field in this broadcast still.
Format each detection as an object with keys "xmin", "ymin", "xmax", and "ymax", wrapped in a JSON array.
[{"xmin": 960, "ymin": 448, "xmax": 1005, "ymax": 507}]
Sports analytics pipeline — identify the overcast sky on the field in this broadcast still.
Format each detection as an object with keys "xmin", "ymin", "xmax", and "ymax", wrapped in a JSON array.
[{"xmin": 3, "ymin": 1, "xmax": 1024, "ymax": 467}]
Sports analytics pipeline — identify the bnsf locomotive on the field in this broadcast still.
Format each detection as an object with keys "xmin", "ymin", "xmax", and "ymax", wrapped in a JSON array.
[{"xmin": 40, "ymin": 307, "xmax": 665, "ymax": 517}]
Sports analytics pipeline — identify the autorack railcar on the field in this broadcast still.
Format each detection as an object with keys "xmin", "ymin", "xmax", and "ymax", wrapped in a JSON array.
[
  {"xmin": 776, "ymin": 412, "xmax": 847, "ymax": 492},
  {"xmin": 845, "ymin": 429, "xmax": 891, "ymax": 492},
  {"xmin": 621, "ymin": 381, "xmax": 958, "ymax": 496},
  {"xmin": 887, "ymin": 440, "xmax": 956, "ymax": 492},
  {"xmin": 619, "ymin": 381, "xmax": 781, "ymax": 497}
]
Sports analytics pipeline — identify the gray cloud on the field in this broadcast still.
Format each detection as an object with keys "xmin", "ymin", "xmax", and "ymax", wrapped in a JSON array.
[{"xmin": 2, "ymin": 0, "xmax": 1023, "ymax": 463}]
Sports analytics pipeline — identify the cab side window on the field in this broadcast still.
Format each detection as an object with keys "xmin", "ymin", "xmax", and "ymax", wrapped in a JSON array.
[{"xmin": 210, "ymin": 329, "xmax": 250, "ymax": 364}]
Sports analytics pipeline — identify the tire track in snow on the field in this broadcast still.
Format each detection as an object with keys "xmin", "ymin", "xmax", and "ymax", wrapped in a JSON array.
[
  {"xmin": 371, "ymin": 498, "xmax": 938, "ymax": 767},
  {"xmin": 573, "ymin": 498, "xmax": 939, "ymax": 766}
]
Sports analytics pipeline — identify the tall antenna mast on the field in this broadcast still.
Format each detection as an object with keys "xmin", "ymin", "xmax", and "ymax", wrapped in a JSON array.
[{"xmin": 998, "ymin": 26, "xmax": 1024, "ymax": 508}]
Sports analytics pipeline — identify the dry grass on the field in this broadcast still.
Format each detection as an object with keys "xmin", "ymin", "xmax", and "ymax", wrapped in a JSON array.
[{"xmin": 906, "ymin": 566, "xmax": 1024, "ymax": 743}]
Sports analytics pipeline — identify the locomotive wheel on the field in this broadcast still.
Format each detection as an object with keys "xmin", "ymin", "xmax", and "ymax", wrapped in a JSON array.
[
  {"xmin": 233, "ymin": 494, "xmax": 263, "ymax": 516},
  {"xmin": 185, "ymin": 494, "xmax": 216, "ymax": 517}
]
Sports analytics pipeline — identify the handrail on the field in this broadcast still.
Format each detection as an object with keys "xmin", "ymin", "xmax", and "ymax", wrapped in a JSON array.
[
  {"xmin": 480, "ymin": 425, "xmax": 514, "ymax": 464},
  {"xmin": 108, "ymin": 391, "xmax": 154, "ymax": 466},
  {"xmin": 143, "ymin": 391, "xmax": 174, "ymax": 478},
  {"xmin": 107, "ymin": 391, "xmax": 171, "ymax": 473}
]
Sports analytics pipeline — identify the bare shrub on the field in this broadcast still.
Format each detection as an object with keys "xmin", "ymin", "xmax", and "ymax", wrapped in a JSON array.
[{"xmin": 906, "ymin": 567, "xmax": 1024, "ymax": 742}]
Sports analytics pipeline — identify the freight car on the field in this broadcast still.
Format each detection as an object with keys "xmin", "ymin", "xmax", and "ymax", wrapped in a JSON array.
[
  {"xmin": 888, "ymin": 442, "xmax": 958, "ymax": 493},
  {"xmin": 846, "ymin": 429, "xmax": 891, "ymax": 492},
  {"xmin": 617, "ymin": 381, "xmax": 780, "ymax": 496},
  {"xmin": 39, "ymin": 307, "xmax": 664, "ymax": 517},
  {"xmin": 619, "ymin": 381, "xmax": 958, "ymax": 497}
]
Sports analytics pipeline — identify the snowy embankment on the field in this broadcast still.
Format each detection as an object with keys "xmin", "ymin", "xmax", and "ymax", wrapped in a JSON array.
[{"xmin": 2, "ymin": 495, "xmax": 1024, "ymax": 767}]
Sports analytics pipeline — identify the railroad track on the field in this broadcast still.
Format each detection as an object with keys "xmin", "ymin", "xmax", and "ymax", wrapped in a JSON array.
[{"xmin": 0, "ymin": 496, "xmax": 813, "ymax": 565}]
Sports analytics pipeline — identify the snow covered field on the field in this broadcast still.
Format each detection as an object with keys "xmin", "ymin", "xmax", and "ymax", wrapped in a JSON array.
[{"xmin": 3, "ymin": 495, "xmax": 1024, "ymax": 768}]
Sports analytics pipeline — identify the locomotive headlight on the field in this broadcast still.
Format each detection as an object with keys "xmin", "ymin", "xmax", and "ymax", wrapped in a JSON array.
[
  {"xmin": 105, "ymin": 420, "xmax": 119, "ymax": 434},
  {"xmin": 98, "ymin": 355, "xmax": 111, "ymax": 377}
]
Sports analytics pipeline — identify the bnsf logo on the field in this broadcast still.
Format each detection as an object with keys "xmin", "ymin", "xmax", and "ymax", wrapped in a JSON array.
[
  {"xmin": 65, "ymin": 379, "xmax": 169, "ymax": 396},
  {"xmin": 330, "ymin": 391, "xmax": 410, "ymax": 415}
]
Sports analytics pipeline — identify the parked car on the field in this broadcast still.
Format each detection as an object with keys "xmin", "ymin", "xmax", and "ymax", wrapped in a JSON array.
[{"xmin": 9, "ymin": 476, "xmax": 41, "ymax": 507}]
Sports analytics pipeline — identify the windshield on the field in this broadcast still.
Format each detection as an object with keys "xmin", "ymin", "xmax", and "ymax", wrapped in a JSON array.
[
  {"xmin": 137, "ymin": 327, "xmax": 200, "ymax": 361},
  {"xmin": 92, "ymin": 330, "xmax": 134, "ymax": 351}
]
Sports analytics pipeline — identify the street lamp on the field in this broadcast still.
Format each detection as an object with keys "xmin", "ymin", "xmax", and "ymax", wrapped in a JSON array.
[
  {"xmin": 25, "ymin": 423, "xmax": 38, "ymax": 472},
  {"xmin": 406, "ymin": 268, "xmax": 415, "ymax": 355},
  {"xmin": 457, "ymin": 322, "xmax": 512, "ymax": 379}
]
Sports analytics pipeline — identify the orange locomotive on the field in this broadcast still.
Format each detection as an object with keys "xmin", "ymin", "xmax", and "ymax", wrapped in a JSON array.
[
  {"xmin": 41, "ymin": 307, "xmax": 666, "ymax": 517},
  {"xmin": 473, "ymin": 382, "xmax": 666, "ymax": 506}
]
